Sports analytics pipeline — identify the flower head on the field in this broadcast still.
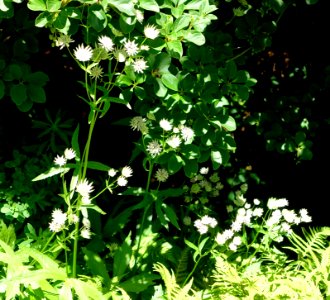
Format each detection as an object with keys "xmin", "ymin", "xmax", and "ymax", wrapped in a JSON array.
[
  {"xmin": 166, "ymin": 135, "xmax": 181, "ymax": 149},
  {"xmin": 108, "ymin": 168, "xmax": 117, "ymax": 177},
  {"xmin": 73, "ymin": 44, "xmax": 93, "ymax": 62},
  {"xmin": 180, "ymin": 126, "xmax": 195, "ymax": 143},
  {"xmin": 98, "ymin": 35, "xmax": 114, "ymax": 52},
  {"xmin": 117, "ymin": 176, "xmax": 128, "ymax": 187},
  {"xmin": 55, "ymin": 34, "xmax": 74, "ymax": 50},
  {"xmin": 89, "ymin": 66, "xmax": 103, "ymax": 79},
  {"xmin": 124, "ymin": 40, "xmax": 139, "ymax": 56},
  {"xmin": 147, "ymin": 140, "xmax": 162, "ymax": 157},
  {"xmin": 135, "ymin": 10, "xmax": 144, "ymax": 23},
  {"xmin": 130, "ymin": 116, "xmax": 148, "ymax": 134},
  {"xmin": 114, "ymin": 48, "xmax": 127, "ymax": 62},
  {"xmin": 81, "ymin": 227, "xmax": 91, "ymax": 239},
  {"xmin": 133, "ymin": 58, "xmax": 148, "ymax": 73},
  {"xmin": 155, "ymin": 168, "xmax": 169, "ymax": 182},
  {"xmin": 64, "ymin": 148, "xmax": 76, "ymax": 160},
  {"xmin": 200, "ymin": 167, "xmax": 209, "ymax": 175},
  {"xmin": 144, "ymin": 24, "xmax": 160, "ymax": 39},
  {"xmin": 121, "ymin": 166, "xmax": 133, "ymax": 178},
  {"xmin": 159, "ymin": 119, "xmax": 172, "ymax": 131},
  {"xmin": 54, "ymin": 155, "xmax": 66, "ymax": 167},
  {"xmin": 51, "ymin": 208, "xmax": 67, "ymax": 226},
  {"xmin": 76, "ymin": 179, "xmax": 94, "ymax": 197}
]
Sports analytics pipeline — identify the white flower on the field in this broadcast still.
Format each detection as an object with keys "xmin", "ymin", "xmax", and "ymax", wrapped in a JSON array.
[
  {"xmin": 232, "ymin": 236, "xmax": 242, "ymax": 246},
  {"xmin": 144, "ymin": 24, "xmax": 160, "ymax": 39},
  {"xmin": 200, "ymin": 215, "xmax": 217, "ymax": 228},
  {"xmin": 166, "ymin": 135, "xmax": 181, "ymax": 149},
  {"xmin": 140, "ymin": 45, "xmax": 150, "ymax": 51},
  {"xmin": 215, "ymin": 233, "xmax": 227, "ymax": 245},
  {"xmin": 76, "ymin": 179, "xmax": 94, "ymax": 197},
  {"xmin": 108, "ymin": 168, "xmax": 117, "ymax": 177},
  {"xmin": 231, "ymin": 220, "xmax": 242, "ymax": 232},
  {"xmin": 135, "ymin": 10, "xmax": 144, "ymax": 23},
  {"xmin": 55, "ymin": 34, "xmax": 74, "ymax": 50},
  {"xmin": 253, "ymin": 199, "xmax": 261, "ymax": 205},
  {"xmin": 81, "ymin": 196, "xmax": 91, "ymax": 205},
  {"xmin": 54, "ymin": 155, "xmax": 66, "ymax": 167},
  {"xmin": 199, "ymin": 167, "xmax": 209, "ymax": 175},
  {"xmin": 51, "ymin": 209, "xmax": 67, "ymax": 226},
  {"xmin": 124, "ymin": 40, "xmax": 139, "ymax": 56},
  {"xmin": 114, "ymin": 48, "xmax": 127, "ymax": 62},
  {"xmin": 64, "ymin": 148, "xmax": 76, "ymax": 160},
  {"xmin": 121, "ymin": 166, "xmax": 133, "ymax": 178},
  {"xmin": 81, "ymin": 227, "xmax": 91, "ymax": 239},
  {"xmin": 147, "ymin": 140, "xmax": 162, "ymax": 157},
  {"xmin": 98, "ymin": 35, "xmax": 114, "ymax": 51},
  {"xmin": 133, "ymin": 58, "xmax": 148, "ymax": 73},
  {"xmin": 117, "ymin": 176, "xmax": 128, "ymax": 186},
  {"xmin": 194, "ymin": 220, "xmax": 208, "ymax": 234},
  {"xmin": 282, "ymin": 209, "xmax": 297, "ymax": 223},
  {"xmin": 49, "ymin": 220, "xmax": 64, "ymax": 232},
  {"xmin": 73, "ymin": 44, "xmax": 93, "ymax": 62},
  {"xmin": 223, "ymin": 229, "xmax": 234, "ymax": 240},
  {"xmin": 267, "ymin": 197, "xmax": 289, "ymax": 210},
  {"xmin": 155, "ymin": 168, "xmax": 169, "ymax": 182},
  {"xmin": 82, "ymin": 217, "xmax": 91, "ymax": 228},
  {"xmin": 180, "ymin": 126, "xmax": 195, "ymax": 143},
  {"xmin": 299, "ymin": 208, "xmax": 312, "ymax": 223},
  {"xmin": 130, "ymin": 116, "xmax": 148, "ymax": 134},
  {"xmin": 229, "ymin": 242, "xmax": 238, "ymax": 252},
  {"xmin": 159, "ymin": 119, "xmax": 172, "ymax": 131},
  {"xmin": 252, "ymin": 207, "xmax": 264, "ymax": 217}
]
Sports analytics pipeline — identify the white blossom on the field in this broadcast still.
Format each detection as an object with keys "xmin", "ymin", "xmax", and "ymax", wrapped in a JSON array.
[
  {"xmin": 73, "ymin": 44, "xmax": 93, "ymax": 62},
  {"xmin": 98, "ymin": 35, "xmax": 114, "ymax": 52},
  {"xmin": 147, "ymin": 140, "xmax": 162, "ymax": 157},
  {"xmin": 64, "ymin": 148, "xmax": 76, "ymax": 160},
  {"xmin": 76, "ymin": 179, "xmax": 94, "ymax": 197},
  {"xmin": 124, "ymin": 40, "xmax": 139, "ymax": 56},
  {"xmin": 54, "ymin": 155, "xmax": 66, "ymax": 167},
  {"xmin": 121, "ymin": 166, "xmax": 133, "ymax": 178},
  {"xmin": 159, "ymin": 119, "xmax": 172, "ymax": 131},
  {"xmin": 133, "ymin": 58, "xmax": 148, "ymax": 73},
  {"xmin": 144, "ymin": 24, "xmax": 160, "ymax": 39}
]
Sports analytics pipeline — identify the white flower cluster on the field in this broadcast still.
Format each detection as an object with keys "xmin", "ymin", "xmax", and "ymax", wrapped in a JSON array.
[
  {"xmin": 49, "ymin": 208, "xmax": 67, "ymax": 232},
  {"xmin": 57, "ymin": 25, "xmax": 159, "ymax": 75},
  {"xmin": 108, "ymin": 165, "xmax": 133, "ymax": 187},
  {"xmin": 54, "ymin": 148, "xmax": 76, "ymax": 167},
  {"xmin": 194, "ymin": 215, "xmax": 218, "ymax": 234},
  {"xmin": 216, "ymin": 196, "xmax": 312, "ymax": 251}
]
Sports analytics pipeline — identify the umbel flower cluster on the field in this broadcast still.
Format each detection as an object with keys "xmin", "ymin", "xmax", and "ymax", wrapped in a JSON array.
[{"xmin": 54, "ymin": 24, "xmax": 160, "ymax": 78}]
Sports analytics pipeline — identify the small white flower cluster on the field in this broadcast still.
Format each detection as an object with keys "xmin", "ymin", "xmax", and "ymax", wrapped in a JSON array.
[
  {"xmin": 108, "ymin": 165, "xmax": 133, "ymax": 187},
  {"xmin": 130, "ymin": 116, "xmax": 149, "ymax": 134},
  {"xmin": 184, "ymin": 168, "xmax": 224, "ymax": 205},
  {"xmin": 49, "ymin": 208, "xmax": 67, "ymax": 232},
  {"xmin": 76, "ymin": 178, "xmax": 94, "ymax": 205},
  {"xmin": 54, "ymin": 148, "xmax": 76, "ymax": 167},
  {"xmin": 194, "ymin": 215, "xmax": 218, "ymax": 234},
  {"xmin": 216, "ymin": 196, "xmax": 312, "ymax": 251}
]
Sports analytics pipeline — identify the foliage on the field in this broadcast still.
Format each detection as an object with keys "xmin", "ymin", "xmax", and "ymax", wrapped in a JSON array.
[{"xmin": 0, "ymin": 0, "xmax": 327, "ymax": 299}]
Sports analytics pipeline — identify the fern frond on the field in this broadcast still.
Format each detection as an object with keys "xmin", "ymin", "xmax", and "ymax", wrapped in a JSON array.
[
  {"xmin": 153, "ymin": 262, "xmax": 199, "ymax": 300},
  {"xmin": 174, "ymin": 247, "xmax": 190, "ymax": 285}
]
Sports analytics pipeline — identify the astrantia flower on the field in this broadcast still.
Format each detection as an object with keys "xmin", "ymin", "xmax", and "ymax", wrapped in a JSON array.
[
  {"xmin": 200, "ymin": 215, "xmax": 217, "ymax": 228},
  {"xmin": 200, "ymin": 167, "xmax": 209, "ymax": 175},
  {"xmin": 159, "ymin": 119, "xmax": 172, "ymax": 131},
  {"xmin": 147, "ymin": 140, "xmax": 162, "ymax": 157},
  {"xmin": 166, "ymin": 135, "xmax": 181, "ymax": 149},
  {"xmin": 76, "ymin": 179, "xmax": 94, "ymax": 197},
  {"xmin": 180, "ymin": 126, "xmax": 195, "ymax": 143},
  {"xmin": 124, "ymin": 40, "xmax": 139, "ymax": 56},
  {"xmin": 64, "ymin": 148, "xmax": 76, "ymax": 160},
  {"xmin": 51, "ymin": 209, "xmax": 67, "ymax": 226},
  {"xmin": 194, "ymin": 220, "xmax": 208, "ymax": 234},
  {"xmin": 130, "ymin": 116, "xmax": 148, "ymax": 134},
  {"xmin": 144, "ymin": 24, "xmax": 160, "ymax": 39},
  {"xmin": 135, "ymin": 10, "xmax": 144, "ymax": 23},
  {"xmin": 121, "ymin": 166, "xmax": 133, "ymax": 178},
  {"xmin": 55, "ymin": 34, "xmax": 74, "ymax": 50},
  {"xmin": 108, "ymin": 168, "xmax": 117, "ymax": 177},
  {"xmin": 133, "ymin": 58, "xmax": 148, "ymax": 73},
  {"xmin": 117, "ymin": 176, "xmax": 128, "ymax": 187},
  {"xmin": 267, "ymin": 197, "xmax": 288, "ymax": 210},
  {"xmin": 140, "ymin": 45, "xmax": 150, "ymax": 51},
  {"xmin": 299, "ymin": 208, "xmax": 312, "ymax": 223},
  {"xmin": 155, "ymin": 168, "xmax": 169, "ymax": 182},
  {"xmin": 54, "ymin": 155, "xmax": 66, "ymax": 167},
  {"xmin": 73, "ymin": 44, "xmax": 93, "ymax": 62},
  {"xmin": 81, "ymin": 227, "xmax": 91, "ymax": 239},
  {"xmin": 114, "ymin": 49, "xmax": 127, "ymax": 62},
  {"xmin": 89, "ymin": 66, "xmax": 103, "ymax": 79},
  {"xmin": 98, "ymin": 35, "xmax": 114, "ymax": 52},
  {"xmin": 49, "ymin": 220, "xmax": 64, "ymax": 233}
]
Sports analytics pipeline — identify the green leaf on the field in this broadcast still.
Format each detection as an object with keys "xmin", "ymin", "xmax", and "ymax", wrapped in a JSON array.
[
  {"xmin": 211, "ymin": 150, "xmax": 222, "ymax": 169},
  {"xmin": 35, "ymin": 11, "xmax": 52, "ymax": 27},
  {"xmin": 162, "ymin": 204, "xmax": 180, "ymax": 230},
  {"xmin": 71, "ymin": 125, "xmax": 81, "ymax": 159},
  {"xmin": 108, "ymin": 0, "xmax": 135, "ymax": 16},
  {"xmin": 10, "ymin": 84, "xmax": 27, "ymax": 105},
  {"xmin": 119, "ymin": 273, "xmax": 160, "ymax": 293},
  {"xmin": 221, "ymin": 116, "xmax": 236, "ymax": 132},
  {"xmin": 87, "ymin": 4, "xmax": 107, "ymax": 32},
  {"xmin": 168, "ymin": 154, "xmax": 184, "ymax": 174},
  {"xmin": 32, "ymin": 167, "xmax": 70, "ymax": 181},
  {"xmin": 306, "ymin": 0, "xmax": 318, "ymax": 4},
  {"xmin": 27, "ymin": 85, "xmax": 46, "ymax": 103},
  {"xmin": 139, "ymin": 0, "xmax": 159, "ymax": 12},
  {"xmin": 6, "ymin": 64, "xmax": 23, "ymax": 81},
  {"xmin": 184, "ymin": 239, "xmax": 198, "ymax": 252},
  {"xmin": 83, "ymin": 248, "xmax": 111, "ymax": 287},
  {"xmin": 27, "ymin": 0, "xmax": 61, "ymax": 12},
  {"xmin": 183, "ymin": 159, "xmax": 198, "ymax": 178},
  {"xmin": 54, "ymin": 10, "xmax": 71, "ymax": 32},
  {"xmin": 17, "ymin": 100, "xmax": 33, "ymax": 112},
  {"xmin": 172, "ymin": 14, "xmax": 191, "ymax": 32},
  {"xmin": 113, "ymin": 232, "xmax": 132, "ymax": 278},
  {"xmin": 184, "ymin": 31, "xmax": 205, "ymax": 46},
  {"xmin": 161, "ymin": 73, "xmax": 179, "ymax": 91},
  {"xmin": 167, "ymin": 40, "xmax": 183, "ymax": 58},
  {"xmin": 87, "ymin": 161, "xmax": 110, "ymax": 171}
]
